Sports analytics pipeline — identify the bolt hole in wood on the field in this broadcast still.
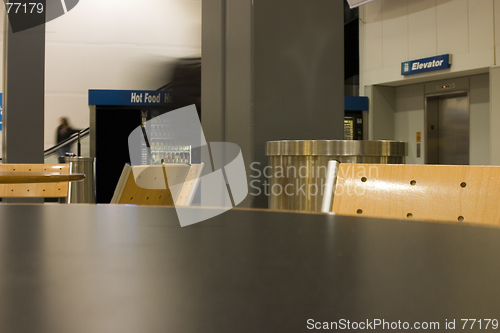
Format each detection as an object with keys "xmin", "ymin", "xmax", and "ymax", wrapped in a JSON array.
[
  {"xmin": 357, "ymin": 209, "xmax": 363, "ymax": 215},
  {"xmin": 361, "ymin": 177, "xmax": 367, "ymax": 182},
  {"xmin": 410, "ymin": 180, "xmax": 416, "ymax": 186},
  {"xmin": 460, "ymin": 182, "xmax": 467, "ymax": 188},
  {"xmin": 458, "ymin": 216, "xmax": 464, "ymax": 222},
  {"xmin": 407, "ymin": 213, "xmax": 413, "ymax": 218}
]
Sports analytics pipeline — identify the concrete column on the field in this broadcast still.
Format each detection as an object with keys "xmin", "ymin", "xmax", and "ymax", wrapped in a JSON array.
[
  {"xmin": 202, "ymin": 0, "xmax": 344, "ymax": 208},
  {"xmin": 2, "ymin": 17, "xmax": 45, "ymax": 163},
  {"xmin": 201, "ymin": 0, "xmax": 226, "ymax": 144}
]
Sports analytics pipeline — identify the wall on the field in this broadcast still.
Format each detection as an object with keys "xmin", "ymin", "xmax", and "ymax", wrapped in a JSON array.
[
  {"xmin": 470, "ymin": 74, "xmax": 490, "ymax": 165},
  {"xmin": 359, "ymin": 0, "xmax": 496, "ymax": 92},
  {"xmin": 393, "ymin": 74, "xmax": 490, "ymax": 164},
  {"xmin": 394, "ymin": 83, "xmax": 424, "ymax": 164},
  {"xmin": 0, "ymin": 0, "xmax": 201, "ymax": 152},
  {"xmin": 360, "ymin": 0, "xmax": 497, "ymax": 165},
  {"xmin": 366, "ymin": 85, "xmax": 395, "ymax": 140},
  {"xmin": 490, "ymin": 67, "xmax": 500, "ymax": 164}
]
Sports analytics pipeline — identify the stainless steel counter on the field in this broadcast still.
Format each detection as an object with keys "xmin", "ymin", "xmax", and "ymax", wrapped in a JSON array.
[{"xmin": 0, "ymin": 204, "xmax": 498, "ymax": 332}]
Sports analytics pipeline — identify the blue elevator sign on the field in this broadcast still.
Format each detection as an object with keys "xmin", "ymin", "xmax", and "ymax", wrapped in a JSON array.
[{"xmin": 401, "ymin": 54, "xmax": 451, "ymax": 76}]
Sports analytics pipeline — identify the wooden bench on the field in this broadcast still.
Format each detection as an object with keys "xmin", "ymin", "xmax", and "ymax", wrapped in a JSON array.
[
  {"xmin": 111, "ymin": 163, "xmax": 204, "ymax": 206},
  {"xmin": 325, "ymin": 163, "xmax": 500, "ymax": 225}
]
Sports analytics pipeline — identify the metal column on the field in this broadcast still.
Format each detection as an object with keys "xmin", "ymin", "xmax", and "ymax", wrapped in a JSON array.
[{"xmin": 202, "ymin": 0, "xmax": 345, "ymax": 208}]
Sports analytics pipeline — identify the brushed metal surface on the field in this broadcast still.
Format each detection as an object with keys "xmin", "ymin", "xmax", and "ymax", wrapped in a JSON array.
[
  {"xmin": 266, "ymin": 140, "xmax": 408, "ymax": 211},
  {"xmin": 0, "ymin": 204, "xmax": 499, "ymax": 333},
  {"xmin": 426, "ymin": 97, "xmax": 440, "ymax": 164},
  {"xmin": 266, "ymin": 140, "xmax": 408, "ymax": 156},
  {"xmin": 64, "ymin": 157, "xmax": 96, "ymax": 203},
  {"xmin": 426, "ymin": 93, "xmax": 470, "ymax": 165},
  {"xmin": 438, "ymin": 94, "xmax": 469, "ymax": 165}
]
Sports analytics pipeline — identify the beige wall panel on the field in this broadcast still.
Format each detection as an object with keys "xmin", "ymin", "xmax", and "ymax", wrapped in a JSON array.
[
  {"xmin": 450, "ymin": 51, "xmax": 495, "ymax": 72},
  {"xmin": 489, "ymin": 67, "xmax": 500, "ymax": 165},
  {"xmin": 363, "ymin": 67, "xmax": 399, "ymax": 87},
  {"xmin": 364, "ymin": 0, "xmax": 384, "ymax": 72},
  {"xmin": 470, "ymin": 74, "xmax": 490, "ymax": 165},
  {"xmin": 436, "ymin": 0, "xmax": 469, "ymax": 55},
  {"xmin": 495, "ymin": 0, "xmax": 500, "ymax": 64},
  {"xmin": 371, "ymin": 85, "xmax": 396, "ymax": 140},
  {"xmin": 468, "ymin": 0, "xmax": 494, "ymax": 53},
  {"xmin": 394, "ymin": 112, "xmax": 409, "ymax": 144},
  {"xmin": 382, "ymin": 0, "xmax": 409, "ymax": 69},
  {"xmin": 408, "ymin": 0, "xmax": 437, "ymax": 60},
  {"xmin": 395, "ymin": 84, "xmax": 425, "ymax": 164},
  {"xmin": 396, "ymin": 84, "xmax": 424, "ymax": 112}
]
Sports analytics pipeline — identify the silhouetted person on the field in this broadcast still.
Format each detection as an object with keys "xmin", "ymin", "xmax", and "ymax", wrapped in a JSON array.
[{"xmin": 56, "ymin": 117, "xmax": 79, "ymax": 156}]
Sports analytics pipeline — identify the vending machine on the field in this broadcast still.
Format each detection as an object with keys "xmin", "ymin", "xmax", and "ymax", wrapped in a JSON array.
[
  {"xmin": 344, "ymin": 111, "xmax": 363, "ymax": 140},
  {"xmin": 344, "ymin": 96, "xmax": 368, "ymax": 140}
]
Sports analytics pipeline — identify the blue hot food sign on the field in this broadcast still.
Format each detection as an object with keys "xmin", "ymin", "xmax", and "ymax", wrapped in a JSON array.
[
  {"xmin": 89, "ymin": 90, "xmax": 173, "ymax": 106},
  {"xmin": 401, "ymin": 54, "xmax": 451, "ymax": 75}
]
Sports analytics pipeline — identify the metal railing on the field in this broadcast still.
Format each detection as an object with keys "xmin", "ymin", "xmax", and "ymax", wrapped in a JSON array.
[
  {"xmin": 44, "ymin": 127, "xmax": 90, "ymax": 157},
  {"xmin": 0, "ymin": 127, "xmax": 90, "ymax": 163}
]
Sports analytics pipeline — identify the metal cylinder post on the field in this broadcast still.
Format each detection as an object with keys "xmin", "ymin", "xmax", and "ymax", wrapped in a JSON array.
[
  {"xmin": 60, "ymin": 157, "xmax": 96, "ymax": 203},
  {"xmin": 321, "ymin": 160, "xmax": 340, "ymax": 213},
  {"xmin": 266, "ymin": 140, "xmax": 408, "ymax": 212}
]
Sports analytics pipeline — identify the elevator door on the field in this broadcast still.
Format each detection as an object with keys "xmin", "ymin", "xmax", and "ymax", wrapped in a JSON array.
[{"xmin": 426, "ymin": 93, "xmax": 469, "ymax": 165}]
